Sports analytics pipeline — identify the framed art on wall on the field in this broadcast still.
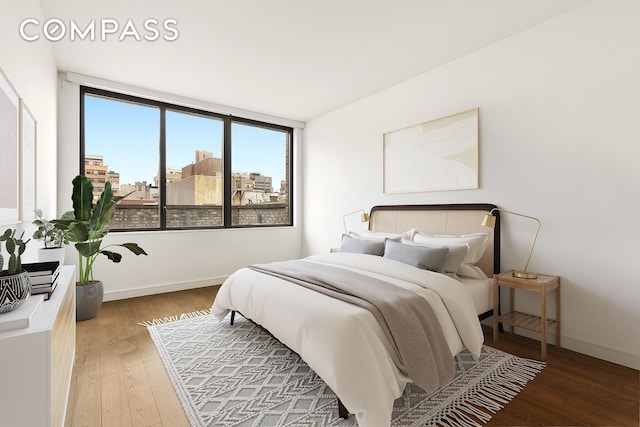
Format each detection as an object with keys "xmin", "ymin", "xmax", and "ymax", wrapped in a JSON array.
[
  {"xmin": 0, "ymin": 68, "xmax": 20, "ymax": 225},
  {"xmin": 383, "ymin": 108, "xmax": 479, "ymax": 194},
  {"xmin": 20, "ymin": 100, "xmax": 36, "ymax": 222}
]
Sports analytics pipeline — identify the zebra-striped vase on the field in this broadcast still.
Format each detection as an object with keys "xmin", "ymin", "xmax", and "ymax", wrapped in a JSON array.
[{"xmin": 0, "ymin": 272, "xmax": 31, "ymax": 314}]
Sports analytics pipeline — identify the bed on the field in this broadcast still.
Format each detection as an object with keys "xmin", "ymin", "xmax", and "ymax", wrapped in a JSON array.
[{"xmin": 211, "ymin": 203, "xmax": 500, "ymax": 427}]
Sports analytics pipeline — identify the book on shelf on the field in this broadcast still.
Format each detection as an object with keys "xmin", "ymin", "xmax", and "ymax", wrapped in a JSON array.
[
  {"xmin": 31, "ymin": 278, "xmax": 58, "ymax": 301},
  {"xmin": 23, "ymin": 261, "xmax": 61, "ymax": 286},
  {"xmin": 0, "ymin": 295, "xmax": 45, "ymax": 332},
  {"xmin": 22, "ymin": 261, "xmax": 60, "ymax": 276},
  {"xmin": 31, "ymin": 280, "xmax": 58, "ymax": 292},
  {"xmin": 28, "ymin": 270, "xmax": 60, "ymax": 285}
]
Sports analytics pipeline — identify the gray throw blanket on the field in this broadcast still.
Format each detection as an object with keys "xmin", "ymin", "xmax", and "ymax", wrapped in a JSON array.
[{"xmin": 249, "ymin": 260, "xmax": 455, "ymax": 394}]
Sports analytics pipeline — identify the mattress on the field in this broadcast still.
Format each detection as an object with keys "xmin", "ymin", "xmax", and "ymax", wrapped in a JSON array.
[{"xmin": 460, "ymin": 277, "xmax": 493, "ymax": 315}]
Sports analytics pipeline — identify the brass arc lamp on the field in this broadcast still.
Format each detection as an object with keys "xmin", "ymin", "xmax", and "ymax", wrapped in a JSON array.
[
  {"xmin": 342, "ymin": 209, "xmax": 370, "ymax": 233},
  {"xmin": 481, "ymin": 208, "xmax": 541, "ymax": 279}
]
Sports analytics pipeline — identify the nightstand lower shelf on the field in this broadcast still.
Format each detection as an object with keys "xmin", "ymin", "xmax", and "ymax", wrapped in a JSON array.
[{"xmin": 499, "ymin": 311, "xmax": 558, "ymax": 333}]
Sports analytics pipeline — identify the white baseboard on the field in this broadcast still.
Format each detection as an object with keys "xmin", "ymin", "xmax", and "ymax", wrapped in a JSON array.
[
  {"xmin": 491, "ymin": 324, "xmax": 639, "ymax": 370},
  {"xmin": 103, "ymin": 276, "xmax": 228, "ymax": 302},
  {"xmin": 559, "ymin": 335, "xmax": 639, "ymax": 370}
]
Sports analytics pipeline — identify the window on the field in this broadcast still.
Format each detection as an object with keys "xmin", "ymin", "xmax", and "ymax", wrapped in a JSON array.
[
  {"xmin": 81, "ymin": 87, "xmax": 293, "ymax": 230},
  {"xmin": 165, "ymin": 109, "xmax": 224, "ymax": 228},
  {"xmin": 231, "ymin": 121, "xmax": 291, "ymax": 226}
]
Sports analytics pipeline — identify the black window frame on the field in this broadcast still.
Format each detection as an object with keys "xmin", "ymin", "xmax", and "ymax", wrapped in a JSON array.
[{"xmin": 80, "ymin": 86, "xmax": 294, "ymax": 231}]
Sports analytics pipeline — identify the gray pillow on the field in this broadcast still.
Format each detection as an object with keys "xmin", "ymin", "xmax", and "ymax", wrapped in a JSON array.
[
  {"xmin": 439, "ymin": 244, "xmax": 469, "ymax": 273},
  {"xmin": 401, "ymin": 239, "xmax": 469, "ymax": 274},
  {"xmin": 383, "ymin": 239, "xmax": 449, "ymax": 272},
  {"xmin": 339, "ymin": 234, "xmax": 385, "ymax": 256}
]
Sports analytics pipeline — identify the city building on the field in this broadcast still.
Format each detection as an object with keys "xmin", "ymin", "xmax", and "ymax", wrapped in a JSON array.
[
  {"xmin": 249, "ymin": 172, "xmax": 273, "ymax": 193},
  {"xmin": 84, "ymin": 154, "xmax": 108, "ymax": 200},
  {"xmin": 154, "ymin": 168, "xmax": 183, "ymax": 187},
  {"xmin": 120, "ymin": 181, "xmax": 158, "ymax": 204},
  {"xmin": 108, "ymin": 171, "xmax": 120, "ymax": 195},
  {"xmin": 181, "ymin": 150, "xmax": 222, "ymax": 179}
]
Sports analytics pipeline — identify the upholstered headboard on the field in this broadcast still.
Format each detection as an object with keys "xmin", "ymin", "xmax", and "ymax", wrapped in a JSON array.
[{"xmin": 369, "ymin": 204, "xmax": 500, "ymax": 277}]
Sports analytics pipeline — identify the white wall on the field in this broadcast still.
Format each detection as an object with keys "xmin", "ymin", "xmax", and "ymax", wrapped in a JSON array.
[
  {"xmin": 57, "ymin": 79, "xmax": 303, "ymax": 301},
  {"xmin": 0, "ymin": 1, "xmax": 58, "ymax": 260},
  {"xmin": 302, "ymin": 0, "xmax": 640, "ymax": 369}
]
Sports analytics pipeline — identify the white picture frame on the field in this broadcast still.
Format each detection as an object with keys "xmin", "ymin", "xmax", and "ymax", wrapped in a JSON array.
[
  {"xmin": 0, "ymin": 68, "xmax": 20, "ymax": 225},
  {"xmin": 383, "ymin": 109, "xmax": 479, "ymax": 194},
  {"xmin": 20, "ymin": 100, "xmax": 36, "ymax": 222}
]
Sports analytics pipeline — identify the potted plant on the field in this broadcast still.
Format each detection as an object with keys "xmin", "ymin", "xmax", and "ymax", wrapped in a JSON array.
[
  {"xmin": 0, "ymin": 229, "xmax": 31, "ymax": 314},
  {"xmin": 54, "ymin": 175, "xmax": 147, "ymax": 321},
  {"xmin": 32, "ymin": 208, "xmax": 68, "ymax": 264}
]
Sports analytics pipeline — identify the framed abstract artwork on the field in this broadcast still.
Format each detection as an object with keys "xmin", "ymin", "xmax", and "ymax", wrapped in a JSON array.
[
  {"xmin": 0, "ymin": 68, "xmax": 20, "ymax": 225},
  {"xmin": 383, "ymin": 108, "xmax": 479, "ymax": 194},
  {"xmin": 20, "ymin": 100, "xmax": 36, "ymax": 222}
]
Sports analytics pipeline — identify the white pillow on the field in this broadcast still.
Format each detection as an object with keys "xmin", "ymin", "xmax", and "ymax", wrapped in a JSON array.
[
  {"xmin": 350, "ymin": 229, "xmax": 415, "ymax": 242},
  {"xmin": 457, "ymin": 264, "xmax": 488, "ymax": 279},
  {"xmin": 412, "ymin": 231, "xmax": 490, "ymax": 265},
  {"xmin": 401, "ymin": 238, "xmax": 469, "ymax": 274}
]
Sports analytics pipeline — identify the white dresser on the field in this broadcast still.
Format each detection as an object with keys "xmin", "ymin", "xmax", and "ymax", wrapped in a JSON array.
[{"xmin": 0, "ymin": 265, "xmax": 76, "ymax": 427}]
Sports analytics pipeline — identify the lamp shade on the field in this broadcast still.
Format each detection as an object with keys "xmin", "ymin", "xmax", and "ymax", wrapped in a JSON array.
[{"xmin": 481, "ymin": 213, "xmax": 496, "ymax": 228}]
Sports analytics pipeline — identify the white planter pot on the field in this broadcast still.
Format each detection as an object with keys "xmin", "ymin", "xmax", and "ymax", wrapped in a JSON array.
[{"xmin": 38, "ymin": 247, "xmax": 65, "ymax": 265}]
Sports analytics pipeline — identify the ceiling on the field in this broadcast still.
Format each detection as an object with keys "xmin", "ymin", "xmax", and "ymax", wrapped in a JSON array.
[{"xmin": 39, "ymin": 0, "xmax": 588, "ymax": 122}]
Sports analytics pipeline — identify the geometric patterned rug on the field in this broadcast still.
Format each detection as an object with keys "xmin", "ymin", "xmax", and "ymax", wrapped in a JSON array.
[{"xmin": 145, "ymin": 313, "xmax": 545, "ymax": 427}]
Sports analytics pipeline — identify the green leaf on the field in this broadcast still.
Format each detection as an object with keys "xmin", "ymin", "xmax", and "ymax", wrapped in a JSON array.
[
  {"xmin": 8, "ymin": 254, "xmax": 16, "ymax": 274},
  {"xmin": 99, "ymin": 201, "xmax": 117, "ymax": 227},
  {"xmin": 120, "ymin": 243, "xmax": 147, "ymax": 256},
  {"xmin": 76, "ymin": 240, "xmax": 101, "ymax": 258},
  {"xmin": 6, "ymin": 238, "xmax": 15, "ymax": 254},
  {"xmin": 72, "ymin": 175, "xmax": 94, "ymax": 221},
  {"xmin": 68, "ymin": 221, "xmax": 90, "ymax": 243},
  {"xmin": 101, "ymin": 250, "xmax": 122, "ymax": 263},
  {"xmin": 60, "ymin": 211, "xmax": 75, "ymax": 221},
  {"xmin": 91, "ymin": 227, "xmax": 110, "ymax": 240},
  {"xmin": 91, "ymin": 181, "xmax": 113, "ymax": 230},
  {"xmin": 113, "ymin": 190, "xmax": 134, "ymax": 203},
  {"xmin": 1, "ymin": 229, "xmax": 11, "ymax": 241}
]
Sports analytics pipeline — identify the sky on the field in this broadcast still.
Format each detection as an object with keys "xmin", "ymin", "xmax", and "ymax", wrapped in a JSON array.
[{"xmin": 84, "ymin": 95, "xmax": 288, "ymax": 187}]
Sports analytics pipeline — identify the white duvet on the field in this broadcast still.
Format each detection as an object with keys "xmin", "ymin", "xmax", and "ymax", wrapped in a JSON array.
[{"xmin": 211, "ymin": 253, "xmax": 484, "ymax": 427}]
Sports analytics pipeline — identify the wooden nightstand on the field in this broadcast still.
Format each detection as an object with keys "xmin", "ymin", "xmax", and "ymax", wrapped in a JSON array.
[{"xmin": 493, "ymin": 271, "xmax": 560, "ymax": 361}]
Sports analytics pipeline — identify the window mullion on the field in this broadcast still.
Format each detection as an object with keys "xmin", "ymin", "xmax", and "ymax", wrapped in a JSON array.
[
  {"xmin": 160, "ymin": 107, "xmax": 167, "ymax": 229},
  {"xmin": 79, "ymin": 88, "xmax": 86, "ymax": 175},
  {"xmin": 223, "ymin": 117, "xmax": 232, "ymax": 228}
]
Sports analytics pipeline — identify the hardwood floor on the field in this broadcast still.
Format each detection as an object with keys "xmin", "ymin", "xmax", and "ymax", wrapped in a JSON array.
[
  {"xmin": 65, "ymin": 286, "xmax": 639, "ymax": 427},
  {"xmin": 65, "ymin": 286, "xmax": 218, "ymax": 427},
  {"xmin": 485, "ymin": 329, "xmax": 639, "ymax": 426}
]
